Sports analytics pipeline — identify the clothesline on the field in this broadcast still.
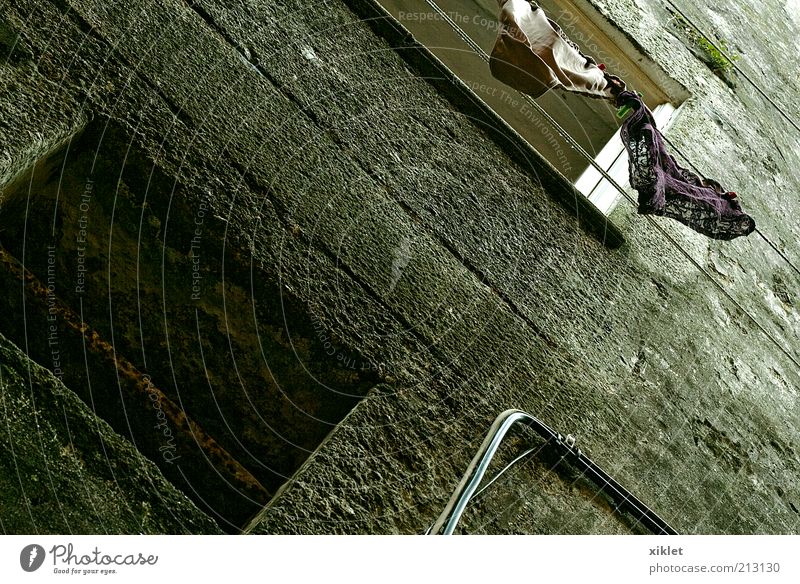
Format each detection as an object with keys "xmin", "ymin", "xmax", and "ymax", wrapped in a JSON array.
[
  {"xmin": 423, "ymin": 1, "xmax": 796, "ymax": 271},
  {"xmin": 428, "ymin": 2, "xmax": 800, "ymax": 274},
  {"xmin": 421, "ymin": 0, "xmax": 800, "ymax": 371},
  {"xmin": 489, "ymin": 0, "xmax": 754, "ymax": 241}
]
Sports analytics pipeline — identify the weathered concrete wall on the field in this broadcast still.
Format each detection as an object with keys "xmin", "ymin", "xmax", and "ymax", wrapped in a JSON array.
[
  {"xmin": 0, "ymin": 46, "xmax": 86, "ymax": 192},
  {"xmin": 0, "ymin": 332, "xmax": 220, "ymax": 533},
  {"xmin": 242, "ymin": 0, "xmax": 800, "ymax": 534},
  {"xmin": 0, "ymin": 0, "xmax": 797, "ymax": 534}
]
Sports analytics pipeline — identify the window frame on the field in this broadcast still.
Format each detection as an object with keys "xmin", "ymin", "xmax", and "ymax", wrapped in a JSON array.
[{"xmin": 380, "ymin": 0, "xmax": 690, "ymax": 218}]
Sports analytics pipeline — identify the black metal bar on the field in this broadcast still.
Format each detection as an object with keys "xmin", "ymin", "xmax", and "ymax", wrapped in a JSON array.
[
  {"xmin": 519, "ymin": 416, "xmax": 678, "ymax": 535},
  {"xmin": 431, "ymin": 409, "xmax": 678, "ymax": 535}
]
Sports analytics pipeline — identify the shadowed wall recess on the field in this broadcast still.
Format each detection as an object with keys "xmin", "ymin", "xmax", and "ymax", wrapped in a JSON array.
[{"xmin": 0, "ymin": 120, "xmax": 380, "ymax": 531}]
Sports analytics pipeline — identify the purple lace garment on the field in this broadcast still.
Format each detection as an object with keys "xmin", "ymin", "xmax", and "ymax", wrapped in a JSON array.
[{"xmin": 617, "ymin": 91, "xmax": 755, "ymax": 240}]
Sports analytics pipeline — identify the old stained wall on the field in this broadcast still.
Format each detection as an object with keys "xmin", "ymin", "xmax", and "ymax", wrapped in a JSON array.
[
  {"xmin": 0, "ymin": 0, "xmax": 797, "ymax": 533},
  {"xmin": 0, "ymin": 331, "xmax": 221, "ymax": 533}
]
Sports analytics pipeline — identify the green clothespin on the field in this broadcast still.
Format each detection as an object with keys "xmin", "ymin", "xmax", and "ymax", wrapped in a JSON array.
[{"xmin": 617, "ymin": 91, "xmax": 643, "ymax": 118}]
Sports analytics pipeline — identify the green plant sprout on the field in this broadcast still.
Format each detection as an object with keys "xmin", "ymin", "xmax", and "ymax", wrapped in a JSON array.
[{"xmin": 668, "ymin": 13, "xmax": 740, "ymax": 75}]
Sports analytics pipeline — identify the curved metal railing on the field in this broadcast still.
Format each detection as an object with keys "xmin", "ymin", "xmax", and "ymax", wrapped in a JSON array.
[{"xmin": 429, "ymin": 409, "xmax": 678, "ymax": 535}]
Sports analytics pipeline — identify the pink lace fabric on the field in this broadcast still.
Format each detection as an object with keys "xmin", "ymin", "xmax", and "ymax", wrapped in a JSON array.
[{"xmin": 617, "ymin": 91, "xmax": 755, "ymax": 240}]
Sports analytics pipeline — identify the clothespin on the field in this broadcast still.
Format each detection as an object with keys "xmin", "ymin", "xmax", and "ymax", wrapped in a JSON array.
[{"xmin": 616, "ymin": 91, "xmax": 643, "ymax": 119}]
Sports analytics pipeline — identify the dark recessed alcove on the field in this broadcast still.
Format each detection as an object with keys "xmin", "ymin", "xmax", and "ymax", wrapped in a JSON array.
[{"xmin": 0, "ymin": 118, "xmax": 380, "ymax": 531}]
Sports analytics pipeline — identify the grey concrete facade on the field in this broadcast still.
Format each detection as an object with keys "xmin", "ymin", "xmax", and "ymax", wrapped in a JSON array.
[{"xmin": 0, "ymin": 0, "xmax": 797, "ymax": 534}]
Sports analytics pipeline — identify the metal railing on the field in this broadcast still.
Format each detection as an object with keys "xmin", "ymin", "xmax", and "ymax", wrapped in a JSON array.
[{"xmin": 429, "ymin": 409, "xmax": 678, "ymax": 535}]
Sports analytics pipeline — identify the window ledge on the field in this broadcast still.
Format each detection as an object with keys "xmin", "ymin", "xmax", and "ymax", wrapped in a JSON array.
[{"xmin": 345, "ymin": 0, "xmax": 626, "ymax": 249}]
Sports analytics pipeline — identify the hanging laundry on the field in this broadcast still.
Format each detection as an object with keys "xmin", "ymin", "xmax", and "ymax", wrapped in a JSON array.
[
  {"xmin": 616, "ymin": 91, "xmax": 755, "ymax": 240},
  {"xmin": 489, "ymin": 0, "xmax": 624, "ymax": 99}
]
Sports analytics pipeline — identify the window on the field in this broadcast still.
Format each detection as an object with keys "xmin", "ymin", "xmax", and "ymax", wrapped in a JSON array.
[{"xmin": 382, "ymin": 0, "xmax": 688, "ymax": 215}]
